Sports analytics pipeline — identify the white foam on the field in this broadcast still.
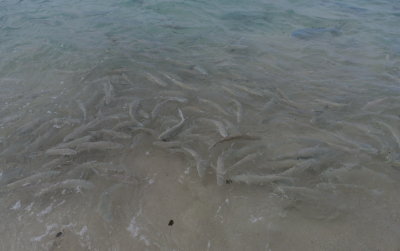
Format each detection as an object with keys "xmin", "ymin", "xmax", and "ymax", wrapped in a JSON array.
[
  {"xmin": 249, "ymin": 215, "xmax": 264, "ymax": 223},
  {"xmin": 37, "ymin": 204, "xmax": 53, "ymax": 217},
  {"xmin": 10, "ymin": 200, "xmax": 21, "ymax": 210},
  {"xmin": 139, "ymin": 235, "xmax": 150, "ymax": 246},
  {"xmin": 30, "ymin": 224, "xmax": 58, "ymax": 242},
  {"xmin": 79, "ymin": 226, "xmax": 88, "ymax": 236},
  {"xmin": 127, "ymin": 216, "xmax": 140, "ymax": 238},
  {"xmin": 25, "ymin": 202, "xmax": 34, "ymax": 212}
]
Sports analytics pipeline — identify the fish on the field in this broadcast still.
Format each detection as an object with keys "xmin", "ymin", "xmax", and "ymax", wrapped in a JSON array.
[
  {"xmin": 45, "ymin": 148, "xmax": 77, "ymax": 156},
  {"xmin": 221, "ymin": 85, "xmax": 242, "ymax": 99},
  {"xmin": 128, "ymin": 99, "xmax": 144, "ymax": 127},
  {"xmin": 361, "ymin": 97, "xmax": 388, "ymax": 111},
  {"xmin": 129, "ymin": 127, "xmax": 158, "ymax": 137},
  {"xmin": 193, "ymin": 65, "xmax": 208, "ymax": 75},
  {"xmin": 230, "ymin": 83, "xmax": 265, "ymax": 98},
  {"xmin": 63, "ymin": 119, "xmax": 101, "ymax": 143},
  {"xmin": 15, "ymin": 118, "xmax": 44, "ymax": 136},
  {"xmin": 197, "ymin": 118, "xmax": 228, "ymax": 138},
  {"xmin": 278, "ymin": 159, "xmax": 318, "ymax": 176},
  {"xmin": 42, "ymin": 158, "xmax": 65, "ymax": 169},
  {"xmin": 314, "ymin": 98, "xmax": 347, "ymax": 108},
  {"xmin": 121, "ymin": 73, "xmax": 133, "ymax": 85},
  {"xmin": 230, "ymin": 174, "xmax": 293, "ymax": 185},
  {"xmin": 160, "ymin": 96, "xmax": 188, "ymax": 103},
  {"xmin": 77, "ymin": 100, "xmax": 87, "ymax": 121},
  {"xmin": 103, "ymin": 80, "xmax": 114, "ymax": 105},
  {"xmin": 90, "ymin": 129, "xmax": 131, "ymax": 140},
  {"xmin": 0, "ymin": 113, "xmax": 20, "ymax": 127},
  {"xmin": 162, "ymin": 73, "xmax": 197, "ymax": 91},
  {"xmin": 29, "ymin": 129, "xmax": 56, "ymax": 151},
  {"xmin": 209, "ymin": 134, "xmax": 261, "ymax": 149},
  {"xmin": 274, "ymin": 185, "xmax": 320, "ymax": 199},
  {"xmin": 151, "ymin": 97, "xmax": 187, "ymax": 119},
  {"xmin": 231, "ymin": 99, "xmax": 243, "ymax": 123},
  {"xmin": 376, "ymin": 121, "xmax": 400, "ymax": 149},
  {"xmin": 333, "ymin": 2, "xmax": 367, "ymax": 14},
  {"xmin": 54, "ymin": 135, "xmax": 93, "ymax": 150},
  {"xmin": 63, "ymin": 116, "xmax": 123, "ymax": 142},
  {"xmin": 72, "ymin": 161, "xmax": 121, "ymax": 177},
  {"xmin": 31, "ymin": 120, "xmax": 56, "ymax": 136},
  {"xmin": 76, "ymin": 141, "xmax": 124, "ymax": 152},
  {"xmin": 152, "ymin": 140, "xmax": 182, "ymax": 149},
  {"xmin": 66, "ymin": 165, "xmax": 97, "ymax": 180},
  {"xmin": 182, "ymin": 133, "xmax": 214, "ymax": 148},
  {"xmin": 182, "ymin": 147, "xmax": 208, "ymax": 177},
  {"xmin": 112, "ymin": 121, "xmax": 139, "ymax": 131},
  {"xmin": 138, "ymin": 109, "xmax": 150, "ymax": 120},
  {"xmin": 198, "ymin": 98, "xmax": 230, "ymax": 116},
  {"xmin": 273, "ymin": 146, "xmax": 329, "ymax": 161},
  {"xmin": 35, "ymin": 179, "xmax": 95, "ymax": 196},
  {"xmin": 130, "ymin": 133, "xmax": 146, "ymax": 148},
  {"xmin": 262, "ymin": 98, "xmax": 276, "ymax": 112},
  {"xmin": 291, "ymin": 27, "xmax": 341, "ymax": 40},
  {"xmin": 97, "ymin": 184, "xmax": 124, "ymax": 222},
  {"xmin": 159, "ymin": 109, "xmax": 185, "ymax": 141},
  {"xmin": 216, "ymin": 153, "xmax": 226, "ymax": 186},
  {"xmin": 157, "ymin": 90, "xmax": 186, "ymax": 97},
  {"xmin": 222, "ymin": 118, "xmax": 240, "ymax": 135},
  {"xmin": 145, "ymin": 72, "xmax": 168, "ymax": 87},
  {"xmin": 6, "ymin": 171, "xmax": 61, "ymax": 190},
  {"xmin": 227, "ymin": 152, "xmax": 260, "ymax": 173},
  {"xmin": 274, "ymin": 87, "xmax": 299, "ymax": 109},
  {"xmin": 181, "ymin": 106, "xmax": 206, "ymax": 115}
]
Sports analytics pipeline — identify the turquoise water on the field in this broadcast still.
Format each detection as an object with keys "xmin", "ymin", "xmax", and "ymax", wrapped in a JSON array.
[{"xmin": 1, "ymin": 0, "xmax": 400, "ymax": 250}]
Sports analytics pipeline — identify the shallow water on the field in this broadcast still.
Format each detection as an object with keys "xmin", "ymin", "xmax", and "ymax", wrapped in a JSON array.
[{"xmin": 1, "ymin": 0, "xmax": 400, "ymax": 250}]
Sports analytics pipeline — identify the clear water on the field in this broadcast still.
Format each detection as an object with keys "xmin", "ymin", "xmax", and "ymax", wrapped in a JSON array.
[{"xmin": 1, "ymin": 0, "xmax": 400, "ymax": 250}]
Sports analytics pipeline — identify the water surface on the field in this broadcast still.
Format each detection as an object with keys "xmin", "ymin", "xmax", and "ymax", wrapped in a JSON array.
[{"xmin": 1, "ymin": 0, "xmax": 400, "ymax": 250}]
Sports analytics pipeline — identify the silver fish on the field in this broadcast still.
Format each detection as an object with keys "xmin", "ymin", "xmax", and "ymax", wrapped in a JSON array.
[
  {"xmin": 231, "ymin": 99, "xmax": 243, "ymax": 123},
  {"xmin": 182, "ymin": 147, "xmax": 208, "ymax": 178},
  {"xmin": 97, "ymin": 184, "xmax": 124, "ymax": 222},
  {"xmin": 198, "ymin": 98, "xmax": 230, "ymax": 116},
  {"xmin": 103, "ymin": 80, "xmax": 114, "ymax": 105},
  {"xmin": 128, "ymin": 99, "xmax": 144, "ymax": 127},
  {"xmin": 76, "ymin": 141, "xmax": 124, "ymax": 152},
  {"xmin": 209, "ymin": 134, "xmax": 261, "ymax": 149},
  {"xmin": 162, "ymin": 73, "xmax": 197, "ymax": 91},
  {"xmin": 159, "ymin": 109, "xmax": 185, "ymax": 141},
  {"xmin": 153, "ymin": 140, "xmax": 182, "ymax": 149},
  {"xmin": 230, "ymin": 174, "xmax": 293, "ymax": 185},
  {"xmin": 193, "ymin": 65, "xmax": 208, "ymax": 75},
  {"xmin": 151, "ymin": 97, "xmax": 188, "ymax": 119},
  {"xmin": 6, "ymin": 171, "xmax": 60, "ymax": 190},
  {"xmin": 90, "ymin": 129, "xmax": 131, "ymax": 140},
  {"xmin": 54, "ymin": 135, "xmax": 93, "ymax": 150},
  {"xmin": 63, "ymin": 116, "xmax": 122, "ymax": 142},
  {"xmin": 77, "ymin": 100, "xmax": 87, "ymax": 121},
  {"xmin": 197, "ymin": 118, "xmax": 228, "ymax": 138},
  {"xmin": 227, "ymin": 152, "xmax": 260, "ymax": 173},
  {"xmin": 45, "ymin": 148, "xmax": 77, "ymax": 156},
  {"xmin": 216, "ymin": 153, "xmax": 226, "ymax": 186},
  {"xmin": 35, "ymin": 179, "xmax": 95, "ymax": 196},
  {"xmin": 145, "ymin": 72, "xmax": 168, "ymax": 87}
]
